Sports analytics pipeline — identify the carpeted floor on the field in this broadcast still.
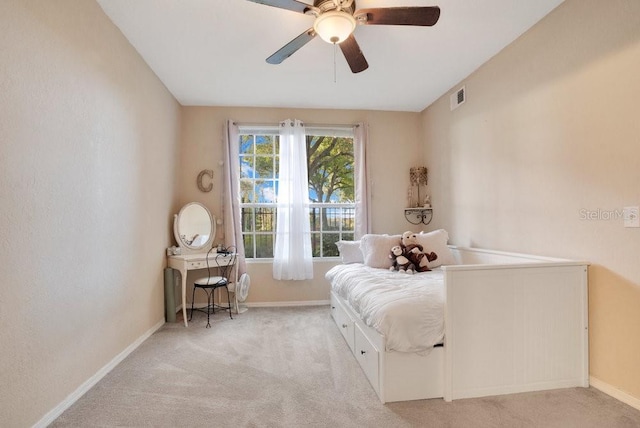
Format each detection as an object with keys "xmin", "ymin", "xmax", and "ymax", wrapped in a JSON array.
[{"xmin": 52, "ymin": 306, "xmax": 640, "ymax": 427}]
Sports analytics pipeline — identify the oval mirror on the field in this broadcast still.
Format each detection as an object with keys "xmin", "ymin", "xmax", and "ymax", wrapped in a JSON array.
[{"xmin": 173, "ymin": 202, "xmax": 215, "ymax": 251}]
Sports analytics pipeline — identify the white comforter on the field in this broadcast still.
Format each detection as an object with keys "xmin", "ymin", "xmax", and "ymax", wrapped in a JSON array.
[{"xmin": 326, "ymin": 264, "xmax": 445, "ymax": 354}]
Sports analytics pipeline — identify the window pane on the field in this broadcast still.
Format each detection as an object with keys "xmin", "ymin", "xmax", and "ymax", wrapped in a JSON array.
[
  {"xmin": 311, "ymin": 232, "xmax": 321, "ymax": 257},
  {"xmin": 255, "ymin": 155, "xmax": 274, "ymax": 179},
  {"xmin": 341, "ymin": 207, "xmax": 355, "ymax": 231},
  {"xmin": 255, "ymin": 207, "xmax": 275, "ymax": 232},
  {"xmin": 256, "ymin": 234, "xmax": 273, "ymax": 258},
  {"xmin": 309, "ymin": 207, "xmax": 320, "ymax": 232},
  {"xmin": 256, "ymin": 135, "xmax": 275, "ymax": 154},
  {"xmin": 242, "ymin": 207, "xmax": 254, "ymax": 232},
  {"xmin": 323, "ymin": 233, "xmax": 340, "ymax": 257},
  {"xmin": 240, "ymin": 135, "xmax": 254, "ymax": 155},
  {"xmin": 243, "ymin": 234, "xmax": 254, "ymax": 259},
  {"xmin": 257, "ymin": 180, "xmax": 276, "ymax": 203},
  {"xmin": 341, "ymin": 233, "xmax": 354, "ymax": 242},
  {"xmin": 240, "ymin": 179, "xmax": 254, "ymax": 203},
  {"xmin": 307, "ymin": 135, "xmax": 354, "ymax": 203},
  {"xmin": 322, "ymin": 207, "xmax": 340, "ymax": 231},
  {"xmin": 240, "ymin": 156, "xmax": 254, "ymax": 179}
]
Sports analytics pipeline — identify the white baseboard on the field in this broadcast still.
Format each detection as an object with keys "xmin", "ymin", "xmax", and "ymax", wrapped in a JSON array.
[
  {"xmin": 246, "ymin": 300, "xmax": 330, "ymax": 308},
  {"xmin": 176, "ymin": 300, "xmax": 330, "ymax": 311},
  {"xmin": 34, "ymin": 318, "xmax": 165, "ymax": 428},
  {"xmin": 590, "ymin": 376, "xmax": 640, "ymax": 411}
]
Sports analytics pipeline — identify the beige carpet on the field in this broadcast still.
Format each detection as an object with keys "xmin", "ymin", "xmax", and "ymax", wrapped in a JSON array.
[{"xmin": 52, "ymin": 306, "xmax": 640, "ymax": 427}]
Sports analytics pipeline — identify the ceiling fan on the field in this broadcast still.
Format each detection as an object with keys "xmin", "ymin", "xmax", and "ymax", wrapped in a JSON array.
[{"xmin": 247, "ymin": 0, "xmax": 440, "ymax": 73}]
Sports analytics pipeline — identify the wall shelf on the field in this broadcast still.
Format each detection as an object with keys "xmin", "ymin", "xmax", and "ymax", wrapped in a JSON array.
[{"xmin": 404, "ymin": 207, "xmax": 433, "ymax": 225}]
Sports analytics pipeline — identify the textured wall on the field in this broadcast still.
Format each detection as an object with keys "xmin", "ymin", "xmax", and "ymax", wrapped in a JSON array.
[
  {"xmin": 178, "ymin": 106, "xmax": 423, "ymax": 303},
  {"xmin": 0, "ymin": 1, "xmax": 180, "ymax": 426},
  {"xmin": 421, "ymin": 0, "xmax": 640, "ymax": 402}
]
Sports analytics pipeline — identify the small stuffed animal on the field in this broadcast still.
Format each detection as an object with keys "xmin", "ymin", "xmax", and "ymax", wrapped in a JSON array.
[
  {"xmin": 400, "ymin": 231, "xmax": 438, "ymax": 272},
  {"xmin": 389, "ymin": 245, "xmax": 416, "ymax": 274}
]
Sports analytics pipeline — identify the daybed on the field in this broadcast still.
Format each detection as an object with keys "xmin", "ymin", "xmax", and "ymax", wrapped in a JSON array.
[{"xmin": 327, "ymin": 230, "xmax": 589, "ymax": 403}]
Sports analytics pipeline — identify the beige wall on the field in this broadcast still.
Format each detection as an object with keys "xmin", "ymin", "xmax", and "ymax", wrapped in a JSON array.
[
  {"xmin": 7, "ymin": 0, "xmax": 638, "ymax": 424},
  {"xmin": 179, "ymin": 107, "xmax": 422, "ymax": 303},
  {"xmin": 421, "ymin": 0, "xmax": 640, "ymax": 401},
  {"xmin": 0, "ymin": 1, "xmax": 180, "ymax": 426}
]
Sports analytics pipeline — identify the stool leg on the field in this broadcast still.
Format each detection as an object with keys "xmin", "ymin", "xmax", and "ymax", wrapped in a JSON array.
[
  {"xmin": 206, "ymin": 289, "xmax": 212, "ymax": 328},
  {"xmin": 225, "ymin": 287, "xmax": 233, "ymax": 319},
  {"xmin": 189, "ymin": 286, "xmax": 197, "ymax": 322}
]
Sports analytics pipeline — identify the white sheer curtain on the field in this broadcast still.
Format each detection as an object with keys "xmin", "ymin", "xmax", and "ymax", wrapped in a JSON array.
[
  {"xmin": 223, "ymin": 120, "xmax": 246, "ymax": 276},
  {"xmin": 273, "ymin": 119, "xmax": 313, "ymax": 280},
  {"xmin": 354, "ymin": 122, "xmax": 370, "ymax": 239}
]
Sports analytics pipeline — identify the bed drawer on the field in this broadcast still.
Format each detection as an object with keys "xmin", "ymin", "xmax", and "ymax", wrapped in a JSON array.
[
  {"xmin": 355, "ymin": 324, "xmax": 380, "ymax": 392},
  {"xmin": 330, "ymin": 293, "xmax": 355, "ymax": 353},
  {"xmin": 330, "ymin": 292, "xmax": 340, "ymax": 322}
]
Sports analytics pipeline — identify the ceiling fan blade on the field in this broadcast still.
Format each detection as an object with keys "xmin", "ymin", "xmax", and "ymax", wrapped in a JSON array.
[
  {"xmin": 266, "ymin": 28, "xmax": 316, "ymax": 64},
  {"xmin": 356, "ymin": 6, "xmax": 441, "ymax": 26},
  {"xmin": 246, "ymin": 0, "xmax": 312, "ymax": 14},
  {"xmin": 339, "ymin": 35, "xmax": 369, "ymax": 74}
]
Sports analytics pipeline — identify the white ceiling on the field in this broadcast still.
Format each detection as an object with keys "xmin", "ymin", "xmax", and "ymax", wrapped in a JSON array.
[{"xmin": 96, "ymin": 0, "xmax": 564, "ymax": 112}]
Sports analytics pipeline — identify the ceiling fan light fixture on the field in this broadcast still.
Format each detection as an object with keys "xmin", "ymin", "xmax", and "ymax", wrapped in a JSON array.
[{"xmin": 313, "ymin": 10, "xmax": 356, "ymax": 44}]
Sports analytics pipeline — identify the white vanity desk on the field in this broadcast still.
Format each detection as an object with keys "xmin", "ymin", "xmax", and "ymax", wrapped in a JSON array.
[
  {"xmin": 168, "ymin": 202, "xmax": 237, "ymax": 327},
  {"xmin": 167, "ymin": 252, "xmax": 236, "ymax": 327}
]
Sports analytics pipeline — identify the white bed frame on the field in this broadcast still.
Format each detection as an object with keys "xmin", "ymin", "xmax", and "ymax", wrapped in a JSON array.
[{"xmin": 329, "ymin": 246, "xmax": 589, "ymax": 403}]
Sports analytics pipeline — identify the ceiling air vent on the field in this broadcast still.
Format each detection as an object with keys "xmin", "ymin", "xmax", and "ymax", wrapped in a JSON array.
[{"xmin": 450, "ymin": 85, "xmax": 466, "ymax": 111}]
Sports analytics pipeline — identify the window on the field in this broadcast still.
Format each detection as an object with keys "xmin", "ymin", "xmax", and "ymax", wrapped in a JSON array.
[{"xmin": 239, "ymin": 127, "xmax": 355, "ymax": 259}]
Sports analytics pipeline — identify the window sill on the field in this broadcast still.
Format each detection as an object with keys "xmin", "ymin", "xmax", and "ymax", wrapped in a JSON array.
[{"xmin": 246, "ymin": 257, "xmax": 341, "ymax": 264}]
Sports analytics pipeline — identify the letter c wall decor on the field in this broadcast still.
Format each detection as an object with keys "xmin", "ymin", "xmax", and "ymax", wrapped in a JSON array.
[{"xmin": 197, "ymin": 169, "xmax": 214, "ymax": 193}]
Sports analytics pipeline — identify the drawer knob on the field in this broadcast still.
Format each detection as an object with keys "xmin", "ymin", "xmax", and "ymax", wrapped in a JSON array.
[
  {"xmin": 360, "ymin": 350, "xmax": 366, "ymax": 355},
  {"xmin": 342, "ymin": 323, "xmax": 348, "ymax": 328},
  {"xmin": 331, "ymin": 306, "xmax": 335, "ymax": 309}
]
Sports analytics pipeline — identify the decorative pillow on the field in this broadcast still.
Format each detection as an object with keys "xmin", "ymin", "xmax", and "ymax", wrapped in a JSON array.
[
  {"xmin": 360, "ymin": 234, "xmax": 402, "ymax": 269},
  {"xmin": 335, "ymin": 240, "xmax": 364, "ymax": 264},
  {"xmin": 414, "ymin": 229, "xmax": 456, "ymax": 268}
]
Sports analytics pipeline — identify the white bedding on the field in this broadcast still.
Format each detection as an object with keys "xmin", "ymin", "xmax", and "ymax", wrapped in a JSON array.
[{"xmin": 325, "ymin": 263, "xmax": 445, "ymax": 353}]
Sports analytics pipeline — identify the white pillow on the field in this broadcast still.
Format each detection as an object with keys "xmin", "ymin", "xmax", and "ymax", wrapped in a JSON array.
[
  {"xmin": 335, "ymin": 240, "xmax": 364, "ymax": 264},
  {"xmin": 360, "ymin": 234, "xmax": 402, "ymax": 269},
  {"xmin": 414, "ymin": 229, "xmax": 455, "ymax": 268}
]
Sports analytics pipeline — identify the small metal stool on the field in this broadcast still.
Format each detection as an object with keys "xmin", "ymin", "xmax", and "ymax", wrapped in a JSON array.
[{"xmin": 189, "ymin": 251, "xmax": 236, "ymax": 328}]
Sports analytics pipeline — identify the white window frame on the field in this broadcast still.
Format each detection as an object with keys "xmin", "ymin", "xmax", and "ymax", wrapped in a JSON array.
[{"xmin": 238, "ymin": 125, "xmax": 356, "ymax": 259}]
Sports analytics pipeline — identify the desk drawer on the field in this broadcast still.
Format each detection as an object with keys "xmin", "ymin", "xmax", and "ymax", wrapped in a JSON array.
[{"xmin": 187, "ymin": 261, "xmax": 206, "ymax": 269}]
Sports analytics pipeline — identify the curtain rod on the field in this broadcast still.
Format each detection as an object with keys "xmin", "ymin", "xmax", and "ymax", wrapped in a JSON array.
[{"xmin": 234, "ymin": 121, "xmax": 359, "ymax": 129}]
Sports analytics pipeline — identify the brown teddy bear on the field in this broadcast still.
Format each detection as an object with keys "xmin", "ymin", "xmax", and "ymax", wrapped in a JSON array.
[
  {"xmin": 389, "ymin": 245, "xmax": 416, "ymax": 274},
  {"xmin": 400, "ymin": 231, "xmax": 438, "ymax": 272}
]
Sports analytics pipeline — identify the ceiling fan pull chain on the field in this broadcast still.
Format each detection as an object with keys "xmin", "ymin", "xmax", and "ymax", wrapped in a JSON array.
[{"xmin": 333, "ymin": 43, "xmax": 337, "ymax": 83}]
